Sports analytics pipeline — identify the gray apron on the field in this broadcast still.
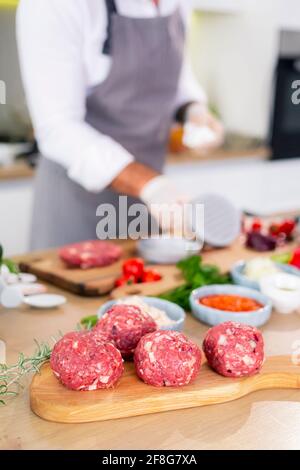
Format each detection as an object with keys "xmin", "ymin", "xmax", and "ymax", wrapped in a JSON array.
[{"xmin": 30, "ymin": 1, "xmax": 185, "ymax": 250}]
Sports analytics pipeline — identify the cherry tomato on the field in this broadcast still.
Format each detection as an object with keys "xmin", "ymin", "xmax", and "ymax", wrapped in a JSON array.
[
  {"xmin": 141, "ymin": 270, "xmax": 162, "ymax": 283},
  {"xmin": 278, "ymin": 219, "xmax": 296, "ymax": 237},
  {"xmin": 114, "ymin": 274, "xmax": 135, "ymax": 288},
  {"xmin": 251, "ymin": 219, "xmax": 262, "ymax": 232},
  {"xmin": 122, "ymin": 258, "xmax": 145, "ymax": 282},
  {"xmin": 269, "ymin": 223, "xmax": 281, "ymax": 237}
]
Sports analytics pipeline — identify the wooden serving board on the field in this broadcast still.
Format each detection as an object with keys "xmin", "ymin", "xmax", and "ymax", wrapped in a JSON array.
[{"xmin": 30, "ymin": 356, "xmax": 300, "ymax": 424}]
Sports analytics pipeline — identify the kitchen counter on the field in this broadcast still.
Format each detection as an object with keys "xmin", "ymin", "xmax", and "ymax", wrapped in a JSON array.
[
  {"xmin": 167, "ymin": 146, "xmax": 270, "ymax": 165},
  {"xmin": 0, "ymin": 146, "xmax": 268, "ymax": 182},
  {"xmin": 0, "ymin": 161, "xmax": 34, "ymax": 181},
  {"xmin": 1, "ymin": 242, "xmax": 300, "ymax": 450}
]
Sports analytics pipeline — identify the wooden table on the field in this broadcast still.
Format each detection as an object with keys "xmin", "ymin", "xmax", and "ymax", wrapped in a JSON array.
[{"xmin": 1, "ymin": 243, "xmax": 300, "ymax": 450}]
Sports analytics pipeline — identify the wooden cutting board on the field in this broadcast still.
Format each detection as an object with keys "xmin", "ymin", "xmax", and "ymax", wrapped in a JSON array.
[
  {"xmin": 18, "ymin": 240, "xmax": 296, "ymax": 297},
  {"xmin": 19, "ymin": 242, "xmax": 136, "ymax": 296},
  {"xmin": 19, "ymin": 241, "xmax": 183, "ymax": 297},
  {"xmin": 30, "ymin": 356, "xmax": 300, "ymax": 424}
]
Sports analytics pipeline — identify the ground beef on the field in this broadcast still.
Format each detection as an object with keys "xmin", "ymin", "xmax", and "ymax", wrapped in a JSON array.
[
  {"xmin": 59, "ymin": 240, "xmax": 122, "ymax": 269},
  {"xmin": 203, "ymin": 321, "xmax": 264, "ymax": 378},
  {"xmin": 95, "ymin": 304, "xmax": 157, "ymax": 359},
  {"xmin": 50, "ymin": 330, "xmax": 124, "ymax": 390},
  {"xmin": 134, "ymin": 330, "xmax": 202, "ymax": 387}
]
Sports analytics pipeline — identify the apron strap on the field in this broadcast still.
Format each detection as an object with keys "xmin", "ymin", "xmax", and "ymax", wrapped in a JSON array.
[{"xmin": 102, "ymin": 0, "xmax": 118, "ymax": 55}]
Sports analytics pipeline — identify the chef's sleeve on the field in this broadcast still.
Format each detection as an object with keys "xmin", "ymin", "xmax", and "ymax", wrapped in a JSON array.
[{"xmin": 16, "ymin": 0, "xmax": 134, "ymax": 193}]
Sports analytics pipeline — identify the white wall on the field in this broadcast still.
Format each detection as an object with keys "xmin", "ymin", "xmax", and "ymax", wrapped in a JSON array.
[
  {"xmin": 0, "ymin": 179, "xmax": 33, "ymax": 256},
  {"xmin": 0, "ymin": 9, "xmax": 29, "ymax": 137},
  {"xmin": 166, "ymin": 157, "xmax": 300, "ymax": 216},
  {"xmin": 279, "ymin": 0, "xmax": 300, "ymax": 30},
  {"xmin": 190, "ymin": 0, "xmax": 281, "ymax": 138}
]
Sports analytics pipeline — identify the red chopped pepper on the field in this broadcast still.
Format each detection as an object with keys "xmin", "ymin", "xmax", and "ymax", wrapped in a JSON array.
[
  {"xmin": 290, "ymin": 248, "xmax": 300, "ymax": 269},
  {"xmin": 114, "ymin": 274, "xmax": 135, "ymax": 287},
  {"xmin": 141, "ymin": 269, "xmax": 162, "ymax": 283},
  {"xmin": 117, "ymin": 258, "xmax": 163, "ymax": 285},
  {"xmin": 122, "ymin": 258, "xmax": 145, "ymax": 282}
]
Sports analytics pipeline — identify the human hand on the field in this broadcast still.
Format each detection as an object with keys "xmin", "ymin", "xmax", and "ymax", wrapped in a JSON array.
[
  {"xmin": 140, "ymin": 175, "xmax": 192, "ymax": 238},
  {"xmin": 183, "ymin": 103, "xmax": 225, "ymax": 155}
]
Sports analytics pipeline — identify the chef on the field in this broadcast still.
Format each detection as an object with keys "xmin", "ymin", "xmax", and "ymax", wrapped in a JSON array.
[{"xmin": 17, "ymin": 0, "xmax": 224, "ymax": 249}]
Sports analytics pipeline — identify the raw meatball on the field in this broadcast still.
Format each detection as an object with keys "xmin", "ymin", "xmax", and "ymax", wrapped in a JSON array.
[
  {"xmin": 95, "ymin": 304, "xmax": 157, "ymax": 358},
  {"xmin": 134, "ymin": 330, "xmax": 202, "ymax": 387},
  {"xmin": 203, "ymin": 321, "xmax": 264, "ymax": 378},
  {"xmin": 50, "ymin": 330, "xmax": 124, "ymax": 390},
  {"xmin": 59, "ymin": 240, "xmax": 122, "ymax": 269}
]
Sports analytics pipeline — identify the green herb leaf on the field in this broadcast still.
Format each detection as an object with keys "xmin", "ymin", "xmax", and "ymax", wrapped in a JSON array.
[
  {"xmin": 159, "ymin": 255, "xmax": 232, "ymax": 311},
  {"xmin": 1, "ymin": 259, "xmax": 19, "ymax": 274},
  {"xmin": 80, "ymin": 315, "xmax": 98, "ymax": 329},
  {"xmin": 271, "ymin": 252, "xmax": 292, "ymax": 265}
]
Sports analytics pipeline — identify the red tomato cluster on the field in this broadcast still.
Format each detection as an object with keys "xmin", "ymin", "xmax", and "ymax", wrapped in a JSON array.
[
  {"xmin": 268, "ymin": 219, "xmax": 296, "ymax": 239},
  {"xmin": 114, "ymin": 258, "xmax": 162, "ymax": 287},
  {"xmin": 250, "ymin": 218, "xmax": 296, "ymax": 240},
  {"xmin": 245, "ymin": 217, "xmax": 297, "ymax": 252}
]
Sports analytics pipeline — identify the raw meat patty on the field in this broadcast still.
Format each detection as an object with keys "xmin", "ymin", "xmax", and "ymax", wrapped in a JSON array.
[
  {"xmin": 50, "ymin": 330, "xmax": 124, "ymax": 391},
  {"xmin": 134, "ymin": 330, "xmax": 202, "ymax": 387},
  {"xmin": 59, "ymin": 240, "xmax": 122, "ymax": 269},
  {"xmin": 95, "ymin": 304, "xmax": 157, "ymax": 359},
  {"xmin": 203, "ymin": 321, "xmax": 264, "ymax": 378}
]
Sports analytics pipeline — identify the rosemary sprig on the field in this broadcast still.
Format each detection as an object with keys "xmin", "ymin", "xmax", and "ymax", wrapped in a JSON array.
[{"xmin": 0, "ymin": 339, "xmax": 53, "ymax": 405}]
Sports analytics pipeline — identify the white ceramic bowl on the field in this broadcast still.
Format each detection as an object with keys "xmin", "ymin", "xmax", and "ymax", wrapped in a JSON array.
[
  {"xmin": 137, "ymin": 237, "xmax": 201, "ymax": 264},
  {"xmin": 231, "ymin": 260, "xmax": 300, "ymax": 291},
  {"xmin": 260, "ymin": 273, "xmax": 300, "ymax": 314},
  {"xmin": 98, "ymin": 296, "xmax": 186, "ymax": 331}
]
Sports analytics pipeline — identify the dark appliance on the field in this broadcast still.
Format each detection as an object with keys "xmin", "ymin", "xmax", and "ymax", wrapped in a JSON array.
[{"xmin": 270, "ymin": 31, "xmax": 300, "ymax": 159}]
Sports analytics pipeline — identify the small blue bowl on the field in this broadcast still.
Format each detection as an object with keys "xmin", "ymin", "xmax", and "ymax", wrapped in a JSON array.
[
  {"xmin": 97, "ymin": 296, "xmax": 186, "ymax": 331},
  {"xmin": 189, "ymin": 284, "xmax": 272, "ymax": 327},
  {"xmin": 231, "ymin": 260, "xmax": 300, "ymax": 291}
]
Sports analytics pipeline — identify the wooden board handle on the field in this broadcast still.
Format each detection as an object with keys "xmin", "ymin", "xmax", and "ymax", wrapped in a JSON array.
[
  {"xmin": 246, "ymin": 355, "xmax": 300, "ymax": 391},
  {"xmin": 30, "ymin": 356, "xmax": 300, "ymax": 424}
]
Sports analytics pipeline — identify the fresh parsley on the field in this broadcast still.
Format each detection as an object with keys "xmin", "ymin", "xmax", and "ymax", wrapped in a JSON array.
[{"xmin": 159, "ymin": 255, "xmax": 231, "ymax": 310}]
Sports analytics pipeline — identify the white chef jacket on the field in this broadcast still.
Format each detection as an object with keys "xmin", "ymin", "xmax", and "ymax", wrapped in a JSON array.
[{"xmin": 17, "ymin": 0, "xmax": 206, "ymax": 192}]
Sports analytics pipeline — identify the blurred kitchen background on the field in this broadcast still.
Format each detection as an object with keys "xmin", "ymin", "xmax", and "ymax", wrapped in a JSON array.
[{"xmin": 0, "ymin": 0, "xmax": 300, "ymax": 255}]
